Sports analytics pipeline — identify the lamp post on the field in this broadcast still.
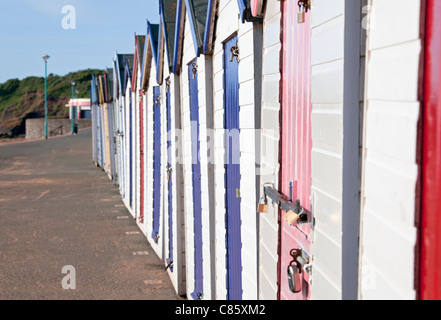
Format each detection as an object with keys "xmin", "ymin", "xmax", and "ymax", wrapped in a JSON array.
[
  {"xmin": 70, "ymin": 81, "xmax": 76, "ymax": 134},
  {"xmin": 75, "ymin": 89, "xmax": 79, "ymax": 135},
  {"xmin": 42, "ymin": 55, "xmax": 50, "ymax": 139}
]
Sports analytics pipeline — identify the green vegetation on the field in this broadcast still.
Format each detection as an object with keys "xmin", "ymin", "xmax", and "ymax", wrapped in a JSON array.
[{"xmin": 0, "ymin": 69, "xmax": 104, "ymax": 137}]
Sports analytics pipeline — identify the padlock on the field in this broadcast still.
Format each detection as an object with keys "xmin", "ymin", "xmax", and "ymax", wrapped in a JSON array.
[
  {"xmin": 257, "ymin": 196, "xmax": 269, "ymax": 214},
  {"xmin": 284, "ymin": 210, "xmax": 301, "ymax": 224},
  {"xmin": 287, "ymin": 261, "xmax": 302, "ymax": 293}
]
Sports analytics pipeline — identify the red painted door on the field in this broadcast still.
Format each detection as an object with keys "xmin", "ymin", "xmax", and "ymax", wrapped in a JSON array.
[
  {"xmin": 278, "ymin": 0, "xmax": 312, "ymax": 300},
  {"xmin": 420, "ymin": 0, "xmax": 441, "ymax": 300},
  {"xmin": 139, "ymin": 90, "xmax": 145, "ymax": 223}
]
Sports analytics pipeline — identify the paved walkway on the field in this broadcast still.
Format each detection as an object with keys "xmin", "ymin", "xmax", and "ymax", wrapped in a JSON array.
[{"xmin": 0, "ymin": 129, "xmax": 179, "ymax": 300}]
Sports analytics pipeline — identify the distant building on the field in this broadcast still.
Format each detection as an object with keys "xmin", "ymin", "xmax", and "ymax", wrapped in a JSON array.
[{"xmin": 66, "ymin": 98, "xmax": 91, "ymax": 119}]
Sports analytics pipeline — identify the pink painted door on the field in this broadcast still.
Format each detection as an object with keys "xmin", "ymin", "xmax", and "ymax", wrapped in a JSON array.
[{"xmin": 278, "ymin": 0, "xmax": 312, "ymax": 300}]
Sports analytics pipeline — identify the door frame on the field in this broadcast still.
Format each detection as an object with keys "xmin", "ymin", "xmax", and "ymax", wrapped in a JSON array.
[{"xmin": 420, "ymin": 0, "xmax": 441, "ymax": 300}]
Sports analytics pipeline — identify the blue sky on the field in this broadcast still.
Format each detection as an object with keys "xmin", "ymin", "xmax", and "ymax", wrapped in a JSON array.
[{"xmin": 0, "ymin": 0, "xmax": 159, "ymax": 83}]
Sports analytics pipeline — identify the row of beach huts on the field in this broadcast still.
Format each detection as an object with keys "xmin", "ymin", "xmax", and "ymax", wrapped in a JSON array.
[{"xmin": 90, "ymin": 0, "xmax": 441, "ymax": 300}]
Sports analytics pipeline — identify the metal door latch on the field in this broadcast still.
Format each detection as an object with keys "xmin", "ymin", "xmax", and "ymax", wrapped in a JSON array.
[
  {"xmin": 192, "ymin": 63, "xmax": 198, "ymax": 79},
  {"xmin": 166, "ymin": 165, "xmax": 173, "ymax": 181},
  {"xmin": 165, "ymin": 260, "xmax": 174, "ymax": 271},
  {"xmin": 287, "ymin": 248, "xmax": 311, "ymax": 293},
  {"xmin": 230, "ymin": 43, "xmax": 240, "ymax": 63},
  {"xmin": 263, "ymin": 186, "xmax": 312, "ymax": 225},
  {"xmin": 297, "ymin": 0, "xmax": 311, "ymax": 24},
  {"xmin": 190, "ymin": 291, "xmax": 204, "ymax": 300},
  {"xmin": 289, "ymin": 199, "xmax": 312, "ymax": 225}
]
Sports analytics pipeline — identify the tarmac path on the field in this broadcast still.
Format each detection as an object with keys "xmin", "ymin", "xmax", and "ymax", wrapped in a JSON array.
[{"xmin": 0, "ymin": 128, "xmax": 179, "ymax": 300}]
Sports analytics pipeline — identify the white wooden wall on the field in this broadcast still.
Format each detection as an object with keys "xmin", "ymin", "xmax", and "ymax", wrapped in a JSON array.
[
  {"xmin": 212, "ymin": 0, "xmax": 259, "ymax": 300},
  {"xmin": 134, "ymin": 73, "xmax": 140, "ymax": 222},
  {"xmin": 116, "ymin": 97, "xmax": 121, "ymax": 193},
  {"xmin": 133, "ymin": 65, "xmax": 142, "ymax": 226},
  {"xmin": 165, "ymin": 67, "xmax": 187, "ymax": 296},
  {"xmin": 359, "ymin": 0, "xmax": 422, "ymax": 300},
  {"xmin": 124, "ymin": 86, "xmax": 132, "ymax": 214},
  {"xmin": 173, "ymin": 72, "xmax": 187, "ymax": 297},
  {"xmin": 144, "ymin": 61, "xmax": 164, "ymax": 259},
  {"xmin": 258, "ymin": 0, "xmax": 281, "ymax": 301},
  {"xmin": 140, "ymin": 84, "xmax": 148, "ymax": 239},
  {"xmin": 130, "ymin": 86, "xmax": 139, "ymax": 218},
  {"xmin": 180, "ymin": 16, "xmax": 196, "ymax": 299},
  {"xmin": 118, "ymin": 95, "xmax": 124, "ymax": 196},
  {"xmin": 309, "ymin": 0, "xmax": 346, "ymax": 300},
  {"xmin": 179, "ymin": 13, "xmax": 217, "ymax": 299},
  {"xmin": 198, "ymin": 55, "xmax": 216, "ymax": 301}
]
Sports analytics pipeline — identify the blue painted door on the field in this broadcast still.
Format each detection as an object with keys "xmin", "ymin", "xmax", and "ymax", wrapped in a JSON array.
[
  {"xmin": 166, "ymin": 81, "xmax": 174, "ymax": 271},
  {"xmin": 224, "ymin": 35, "xmax": 242, "ymax": 300},
  {"xmin": 188, "ymin": 60, "xmax": 203, "ymax": 300},
  {"xmin": 152, "ymin": 86, "xmax": 161, "ymax": 242}
]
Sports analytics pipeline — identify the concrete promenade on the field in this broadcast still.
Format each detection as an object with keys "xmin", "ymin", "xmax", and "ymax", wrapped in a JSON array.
[{"xmin": 0, "ymin": 129, "xmax": 179, "ymax": 300}]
